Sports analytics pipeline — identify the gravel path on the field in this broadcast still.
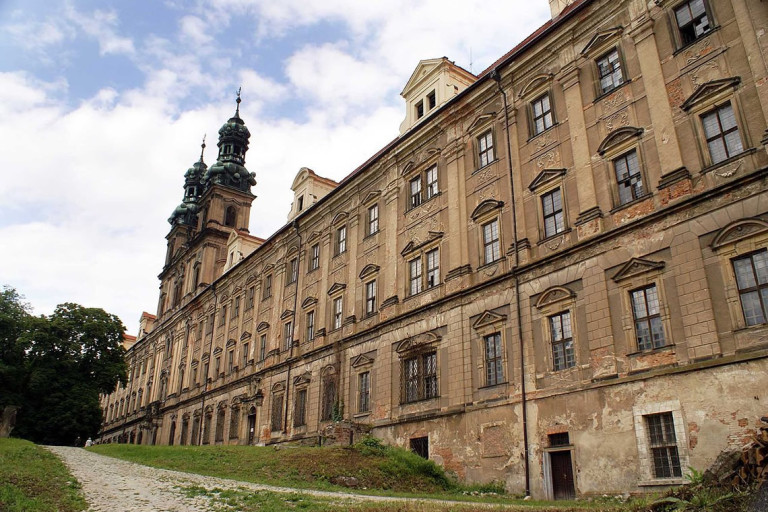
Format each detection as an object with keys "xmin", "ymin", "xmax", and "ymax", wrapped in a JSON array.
[{"xmin": 45, "ymin": 446, "xmax": 505, "ymax": 512}]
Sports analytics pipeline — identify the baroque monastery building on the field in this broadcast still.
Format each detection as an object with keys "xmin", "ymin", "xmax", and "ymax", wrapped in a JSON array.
[{"xmin": 99, "ymin": 0, "xmax": 768, "ymax": 499}]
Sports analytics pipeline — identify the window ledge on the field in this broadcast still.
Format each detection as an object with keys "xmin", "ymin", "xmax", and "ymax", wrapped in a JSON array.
[
  {"xmin": 700, "ymin": 148, "xmax": 757, "ymax": 175},
  {"xmin": 473, "ymin": 159, "xmax": 499, "ymax": 174},
  {"xmin": 363, "ymin": 231, "xmax": 379, "ymax": 240},
  {"xmin": 477, "ymin": 259, "xmax": 504, "ymax": 271},
  {"xmin": 399, "ymin": 397, "xmax": 439, "ymax": 407},
  {"xmin": 527, "ymin": 123, "xmax": 559, "ymax": 144},
  {"xmin": 403, "ymin": 283, "xmax": 443, "ymax": 302},
  {"xmin": 638, "ymin": 478, "xmax": 685, "ymax": 487},
  {"xmin": 405, "ymin": 192, "xmax": 442, "ymax": 214},
  {"xmin": 353, "ymin": 412, "xmax": 371, "ymax": 419},
  {"xmin": 609, "ymin": 193, "xmax": 653, "ymax": 214},
  {"xmin": 593, "ymin": 79, "xmax": 632, "ymax": 104},
  {"xmin": 478, "ymin": 381, "xmax": 509, "ymax": 390},
  {"xmin": 626, "ymin": 343, "xmax": 675, "ymax": 358},
  {"xmin": 537, "ymin": 228, "xmax": 572, "ymax": 246},
  {"xmin": 672, "ymin": 27, "xmax": 720, "ymax": 56}
]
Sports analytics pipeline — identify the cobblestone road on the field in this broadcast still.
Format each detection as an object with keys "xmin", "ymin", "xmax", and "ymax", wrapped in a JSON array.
[{"xmin": 45, "ymin": 446, "xmax": 504, "ymax": 512}]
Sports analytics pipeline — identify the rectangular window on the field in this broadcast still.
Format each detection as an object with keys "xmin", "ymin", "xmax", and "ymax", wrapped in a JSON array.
[
  {"xmin": 732, "ymin": 251, "xmax": 768, "ymax": 326},
  {"xmin": 228, "ymin": 349, "xmax": 234, "ymax": 373},
  {"xmin": 283, "ymin": 321, "xmax": 293, "ymax": 351},
  {"xmin": 263, "ymin": 274, "xmax": 272, "ymax": 299},
  {"xmin": 415, "ymin": 99, "xmax": 424, "ymax": 119},
  {"xmin": 358, "ymin": 371, "xmax": 371, "ymax": 413},
  {"xmin": 426, "ymin": 166, "xmax": 439, "ymax": 199},
  {"xmin": 306, "ymin": 311, "xmax": 315, "ymax": 341},
  {"xmin": 484, "ymin": 333, "xmax": 504, "ymax": 386},
  {"xmin": 333, "ymin": 297, "xmax": 343, "ymax": 330},
  {"xmin": 271, "ymin": 394, "xmax": 283, "ymax": 432},
  {"xmin": 215, "ymin": 356, "xmax": 221, "ymax": 376},
  {"xmin": 246, "ymin": 286, "xmax": 255, "ymax": 309},
  {"xmin": 365, "ymin": 280, "xmax": 377, "ymax": 316},
  {"xmin": 242, "ymin": 342, "xmax": 249, "ymax": 368},
  {"xmin": 702, "ymin": 103, "xmax": 743, "ymax": 165},
  {"xmin": 207, "ymin": 313, "xmax": 214, "ymax": 335},
  {"xmin": 532, "ymin": 93, "xmax": 554, "ymax": 135},
  {"xmin": 427, "ymin": 90, "xmax": 436, "ymax": 110},
  {"xmin": 410, "ymin": 177, "xmax": 422, "ymax": 208},
  {"xmin": 482, "ymin": 219, "xmax": 501, "ymax": 264},
  {"xmin": 219, "ymin": 306, "xmax": 227, "ymax": 326},
  {"xmin": 402, "ymin": 351, "xmax": 438, "ymax": 403},
  {"xmin": 549, "ymin": 311, "xmax": 576, "ymax": 371},
  {"xmin": 368, "ymin": 204, "xmax": 379, "ymax": 235},
  {"xmin": 631, "ymin": 284, "xmax": 666, "ymax": 351},
  {"xmin": 614, "ymin": 150, "xmax": 644, "ymax": 205},
  {"xmin": 542, "ymin": 188, "xmax": 565, "ymax": 238},
  {"xmin": 294, "ymin": 389, "xmax": 307, "ymax": 427},
  {"xmin": 675, "ymin": 0, "xmax": 711, "ymax": 45},
  {"xmin": 336, "ymin": 226, "xmax": 347, "ymax": 255},
  {"xmin": 426, "ymin": 248, "xmax": 439, "ymax": 288},
  {"xmin": 477, "ymin": 130, "xmax": 494, "ymax": 167},
  {"xmin": 259, "ymin": 334, "xmax": 267, "ymax": 361},
  {"xmin": 203, "ymin": 362, "xmax": 209, "ymax": 382},
  {"xmin": 310, "ymin": 244, "xmax": 320, "ymax": 271},
  {"xmin": 233, "ymin": 297, "xmax": 240, "ymax": 318},
  {"xmin": 287, "ymin": 258, "xmax": 298, "ymax": 284},
  {"xmin": 597, "ymin": 48, "xmax": 624, "ymax": 94},
  {"xmin": 645, "ymin": 412, "xmax": 682, "ymax": 478},
  {"xmin": 409, "ymin": 257, "xmax": 423, "ymax": 296}
]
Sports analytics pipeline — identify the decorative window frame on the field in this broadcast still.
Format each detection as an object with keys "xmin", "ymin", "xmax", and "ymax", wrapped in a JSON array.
[
  {"xmin": 519, "ymin": 73, "xmax": 556, "ymax": 140},
  {"xmin": 360, "ymin": 264, "xmax": 380, "ymax": 318},
  {"xmin": 401, "ymin": 233, "xmax": 443, "ymax": 297},
  {"xmin": 401, "ymin": 153, "xmax": 441, "ymax": 212},
  {"xmin": 597, "ymin": 127, "xmax": 649, "ymax": 210},
  {"xmin": 331, "ymin": 212, "xmax": 349, "ymax": 256},
  {"xmin": 471, "ymin": 200, "xmax": 505, "ymax": 267},
  {"xmin": 471, "ymin": 310, "xmax": 509, "ymax": 388},
  {"xmin": 292, "ymin": 371, "xmax": 311, "ymax": 428},
  {"xmin": 663, "ymin": 0, "xmax": 717, "ymax": 51},
  {"xmin": 632, "ymin": 400, "xmax": 689, "ymax": 486},
  {"xmin": 319, "ymin": 365, "xmax": 338, "ymax": 422},
  {"xmin": 328, "ymin": 282, "xmax": 346, "ymax": 331},
  {"xmin": 580, "ymin": 27, "xmax": 629, "ymax": 99},
  {"xmin": 262, "ymin": 266, "xmax": 274, "ymax": 300},
  {"xmin": 467, "ymin": 113, "xmax": 498, "ymax": 171},
  {"xmin": 710, "ymin": 218, "xmax": 768, "ymax": 331},
  {"xmin": 529, "ymin": 168, "xmax": 569, "ymax": 242},
  {"xmin": 270, "ymin": 382, "xmax": 285, "ymax": 433},
  {"xmin": 611, "ymin": 257, "xmax": 672, "ymax": 355},
  {"xmin": 395, "ymin": 331, "xmax": 441, "ymax": 405},
  {"xmin": 363, "ymin": 190, "xmax": 382, "ymax": 237},
  {"xmin": 351, "ymin": 352, "xmax": 375, "ymax": 416},
  {"xmin": 535, "ymin": 285, "xmax": 579, "ymax": 372},
  {"xmin": 680, "ymin": 78, "xmax": 749, "ymax": 171}
]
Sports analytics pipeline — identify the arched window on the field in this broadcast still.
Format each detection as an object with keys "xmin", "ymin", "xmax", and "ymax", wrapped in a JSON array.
[{"xmin": 225, "ymin": 206, "xmax": 237, "ymax": 227}]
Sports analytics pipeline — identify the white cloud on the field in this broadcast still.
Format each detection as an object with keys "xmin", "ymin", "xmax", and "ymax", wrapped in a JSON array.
[
  {"xmin": 179, "ymin": 15, "xmax": 214, "ymax": 46},
  {"xmin": 64, "ymin": 5, "xmax": 135, "ymax": 56}
]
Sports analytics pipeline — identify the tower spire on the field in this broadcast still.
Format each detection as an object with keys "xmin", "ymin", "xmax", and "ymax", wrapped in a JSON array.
[
  {"xmin": 235, "ymin": 87, "xmax": 242, "ymax": 118},
  {"xmin": 200, "ymin": 134, "xmax": 206, "ymax": 163}
]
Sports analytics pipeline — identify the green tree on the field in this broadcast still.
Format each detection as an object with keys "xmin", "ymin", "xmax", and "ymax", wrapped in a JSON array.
[
  {"xmin": 0, "ymin": 287, "xmax": 32, "ymax": 436},
  {"xmin": 0, "ymin": 288, "xmax": 128, "ymax": 445}
]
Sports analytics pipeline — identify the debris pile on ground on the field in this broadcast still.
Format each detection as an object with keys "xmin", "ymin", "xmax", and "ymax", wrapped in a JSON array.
[{"xmin": 705, "ymin": 416, "xmax": 768, "ymax": 490}]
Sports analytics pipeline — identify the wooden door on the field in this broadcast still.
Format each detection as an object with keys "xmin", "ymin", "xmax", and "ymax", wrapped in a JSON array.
[{"xmin": 550, "ymin": 451, "xmax": 575, "ymax": 500}]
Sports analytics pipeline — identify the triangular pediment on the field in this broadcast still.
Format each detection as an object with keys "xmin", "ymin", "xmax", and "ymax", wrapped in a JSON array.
[
  {"xmin": 226, "ymin": 338, "xmax": 236, "ymax": 348},
  {"xmin": 327, "ymin": 282, "xmax": 347, "ymax": 296},
  {"xmin": 256, "ymin": 321, "xmax": 270, "ymax": 332},
  {"xmin": 681, "ymin": 77, "xmax": 741, "ymax": 112},
  {"xmin": 301, "ymin": 296, "xmax": 318, "ymax": 309},
  {"xmin": 711, "ymin": 218, "xmax": 768, "ymax": 249},
  {"xmin": 280, "ymin": 309, "xmax": 294, "ymax": 320},
  {"xmin": 472, "ymin": 310, "xmax": 508, "ymax": 330},
  {"xmin": 612, "ymin": 257, "xmax": 665, "ymax": 282},
  {"xmin": 293, "ymin": 371, "xmax": 312, "ymax": 386},
  {"xmin": 240, "ymin": 331, "xmax": 252, "ymax": 341},
  {"xmin": 351, "ymin": 353, "xmax": 375, "ymax": 368},
  {"xmin": 597, "ymin": 126, "xmax": 644, "ymax": 156},
  {"xmin": 535, "ymin": 286, "xmax": 577, "ymax": 309},
  {"xmin": 580, "ymin": 27, "xmax": 623, "ymax": 57},
  {"xmin": 401, "ymin": 58, "xmax": 447, "ymax": 97},
  {"xmin": 401, "ymin": 231, "xmax": 444, "ymax": 257},
  {"xmin": 467, "ymin": 113, "xmax": 496, "ymax": 134},
  {"xmin": 246, "ymin": 273, "xmax": 257, "ymax": 284},
  {"xmin": 359, "ymin": 264, "xmax": 381, "ymax": 280},
  {"xmin": 518, "ymin": 73, "xmax": 554, "ymax": 100},
  {"xmin": 529, "ymin": 168, "xmax": 567, "ymax": 192},
  {"xmin": 471, "ymin": 199, "xmax": 504, "ymax": 221}
]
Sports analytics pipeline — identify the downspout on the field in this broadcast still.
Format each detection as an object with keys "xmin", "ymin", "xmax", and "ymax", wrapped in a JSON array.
[
  {"xmin": 491, "ymin": 67, "xmax": 531, "ymax": 497},
  {"xmin": 283, "ymin": 219, "xmax": 303, "ymax": 434},
  {"xmin": 198, "ymin": 282, "xmax": 218, "ymax": 445}
]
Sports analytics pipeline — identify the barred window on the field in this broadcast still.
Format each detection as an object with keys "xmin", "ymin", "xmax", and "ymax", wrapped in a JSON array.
[
  {"xmin": 358, "ymin": 371, "xmax": 371, "ymax": 413},
  {"xmin": 549, "ymin": 311, "xmax": 575, "ymax": 371},
  {"xmin": 702, "ymin": 103, "xmax": 743, "ymax": 165},
  {"xmin": 645, "ymin": 412, "xmax": 682, "ymax": 478},
  {"xmin": 484, "ymin": 333, "xmax": 504, "ymax": 386},
  {"xmin": 294, "ymin": 389, "xmax": 307, "ymax": 427},
  {"xmin": 732, "ymin": 251, "xmax": 768, "ymax": 326},
  {"xmin": 483, "ymin": 219, "xmax": 501, "ymax": 264},
  {"xmin": 631, "ymin": 285, "xmax": 666, "ymax": 351},
  {"xmin": 270, "ymin": 394, "xmax": 283, "ymax": 432},
  {"xmin": 229, "ymin": 407, "xmax": 239, "ymax": 439},
  {"xmin": 402, "ymin": 351, "xmax": 438, "ymax": 403},
  {"xmin": 321, "ymin": 375, "xmax": 337, "ymax": 421},
  {"xmin": 614, "ymin": 150, "xmax": 644, "ymax": 205}
]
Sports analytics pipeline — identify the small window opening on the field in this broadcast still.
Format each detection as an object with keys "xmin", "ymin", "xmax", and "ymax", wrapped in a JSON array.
[
  {"xmin": 548, "ymin": 432, "xmax": 570, "ymax": 447},
  {"xmin": 298, "ymin": 195, "xmax": 304, "ymax": 211},
  {"xmin": 410, "ymin": 436, "xmax": 429, "ymax": 459},
  {"xmin": 427, "ymin": 90, "xmax": 436, "ymax": 110},
  {"xmin": 416, "ymin": 100, "xmax": 425, "ymax": 119}
]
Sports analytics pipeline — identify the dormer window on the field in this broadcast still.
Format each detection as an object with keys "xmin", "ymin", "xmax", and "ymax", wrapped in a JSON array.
[
  {"xmin": 416, "ymin": 100, "xmax": 425, "ymax": 119},
  {"xmin": 427, "ymin": 90, "xmax": 436, "ymax": 110},
  {"xmin": 298, "ymin": 196, "xmax": 304, "ymax": 211}
]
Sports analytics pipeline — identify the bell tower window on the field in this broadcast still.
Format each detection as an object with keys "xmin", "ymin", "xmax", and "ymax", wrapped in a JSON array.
[{"xmin": 225, "ymin": 206, "xmax": 237, "ymax": 227}]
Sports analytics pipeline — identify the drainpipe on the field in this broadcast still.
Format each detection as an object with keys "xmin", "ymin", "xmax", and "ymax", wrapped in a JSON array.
[
  {"xmin": 491, "ymin": 67, "xmax": 531, "ymax": 497},
  {"xmin": 199, "ymin": 282, "xmax": 218, "ymax": 445},
  {"xmin": 283, "ymin": 219, "xmax": 303, "ymax": 434}
]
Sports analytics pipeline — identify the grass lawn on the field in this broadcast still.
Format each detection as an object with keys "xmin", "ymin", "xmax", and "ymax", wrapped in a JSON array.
[
  {"xmin": 89, "ymin": 441, "xmax": 626, "ymax": 510},
  {"xmin": 0, "ymin": 438, "xmax": 87, "ymax": 512}
]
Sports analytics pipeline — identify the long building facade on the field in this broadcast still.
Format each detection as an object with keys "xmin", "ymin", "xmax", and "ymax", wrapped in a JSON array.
[{"xmin": 99, "ymin": 0, "xmax": 768, "ymax": 499}]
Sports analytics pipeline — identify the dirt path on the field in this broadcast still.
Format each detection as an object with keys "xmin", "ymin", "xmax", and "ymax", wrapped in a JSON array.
[{"xmin": 45, "ymin": 446, "xmax": 509, "ymax": 511}]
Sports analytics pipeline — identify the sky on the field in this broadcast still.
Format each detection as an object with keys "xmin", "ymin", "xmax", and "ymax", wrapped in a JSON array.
[{"xmin": 0, "ymin": 0, "xmax": 551, "ymax": 336}]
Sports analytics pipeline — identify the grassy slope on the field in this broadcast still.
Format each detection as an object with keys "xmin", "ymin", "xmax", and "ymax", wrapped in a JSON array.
[
  {"xmin": 0, "ymin": 438, "xmax": 87, "ymax": 512},
  {"xmin": 89, "ymin": 443, "xmax": 624, "ymax": 510}
]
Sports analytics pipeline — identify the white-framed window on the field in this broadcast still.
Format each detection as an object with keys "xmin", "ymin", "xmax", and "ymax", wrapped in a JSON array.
[
  {"xmin": 482, "ymin": 219, "xmax": 501, "ymax": 264},
  {"xmin": 426, "ymin": 248, "xmax": 440, "ymax": 288},
  {"xmin": 542, "ymin": 188, "xmax": 565, "ymax": 238},
  {"xmin": 596, "ymin": 48, "xmax": 624, "ymax": 94},
  {"xmin": 701, "ymin": 102, "xmax": 743, "ymax": 165},
  {"xmin": 332, "ymin": 296, "xmax": 343, "ymax": 330},
  {"xmin": 365, "ymin": 280, "xmax": 377, "ymax": 316},
  {"xmin": 367, "ymin": 204, "xmax": 379, "ymax": 235},
  {"xmin": 644, "ymin": 411, "xmax": 683, "ymax": 479},
  {"xmin": 477, "ymin": 130, "xmax": 495, "ymax": 167},
  {"xmin": 531, "ymin": 93, "xmax": 554, "ymax": 135}
]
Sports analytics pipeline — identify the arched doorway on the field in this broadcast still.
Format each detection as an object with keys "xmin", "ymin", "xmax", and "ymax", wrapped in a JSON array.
[{"xmin": 247, "ymin": 406, "xmax": 256, "ymax": 445}]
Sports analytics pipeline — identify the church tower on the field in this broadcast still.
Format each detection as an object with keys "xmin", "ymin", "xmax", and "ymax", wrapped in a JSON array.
[{"xmin": 158, "ymin": 92, "xmax": 257, "ymax": 319}]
